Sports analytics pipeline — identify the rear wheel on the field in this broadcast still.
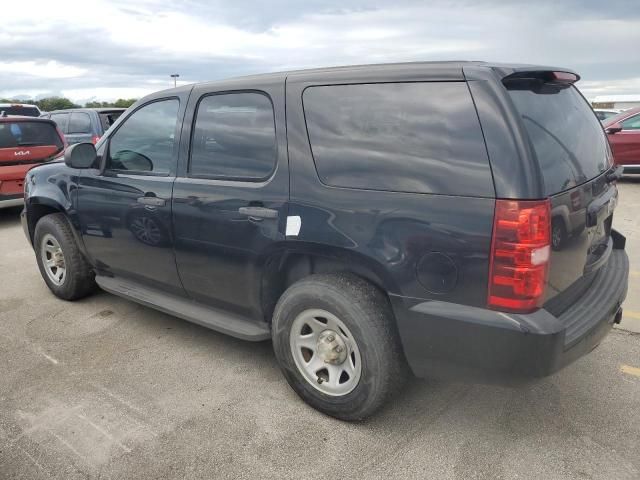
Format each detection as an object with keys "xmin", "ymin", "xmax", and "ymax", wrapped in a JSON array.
[
  {"xmin": 34, "ymin": 213, "xmax": 96, "ymax": 300},
  {"xmin": 272, "ymin": 273, "xmax": 408, "ymax": 421}
]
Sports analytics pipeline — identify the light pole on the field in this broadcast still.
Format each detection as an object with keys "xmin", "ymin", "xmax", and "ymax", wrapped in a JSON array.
[{"xmin": 170, "ymin": 73, "xmax": 180, "ymax": 88}]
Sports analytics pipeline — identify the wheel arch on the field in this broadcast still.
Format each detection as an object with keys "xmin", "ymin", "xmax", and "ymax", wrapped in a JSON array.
[
  {"xmin": 27, "ymin": 198, "xmax": 88, "ymax": 259},
  {"xmin": 259, "ymin": 242, "xmax": 400, "ymax": 324},
  {"xmin": 26, "ymin": 197, "xmax": 65, "ymax": 244}
]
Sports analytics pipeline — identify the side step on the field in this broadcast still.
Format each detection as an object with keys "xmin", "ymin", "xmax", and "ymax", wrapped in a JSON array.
[{"xmin": 95, "ymin": 275, "xmax": 271, "ymax": 341}]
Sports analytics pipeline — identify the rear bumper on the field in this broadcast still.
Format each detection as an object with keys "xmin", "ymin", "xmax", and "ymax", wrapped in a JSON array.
[
  {"xmin": 0, "ymin": 163, "xmax": 31, "ymax": 200},
  {"xmin": 392, "ymin": 247, "xmax": 629, "ymax": 382},
  {"xmin": 621, "ymin": 164, "xmax": 640, "ymax": 174}
]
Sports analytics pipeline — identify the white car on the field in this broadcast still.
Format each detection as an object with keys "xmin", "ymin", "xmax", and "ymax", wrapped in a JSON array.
[
  {"xmin": 593, "ymin": 108, "xmax": 623, "ymax": 122},
  {"xmin": 0, "ymin": 103, "xmax": 42, "ymax": 117}
]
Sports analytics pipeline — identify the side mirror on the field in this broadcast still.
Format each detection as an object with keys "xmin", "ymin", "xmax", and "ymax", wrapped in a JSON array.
[
  {"xmin": 605, "ymin": 124, "xmax": 623, "ymax": 135},
  {"xmin": 64, "ymin": 142, "xmax": 97, "ymax": 169}
]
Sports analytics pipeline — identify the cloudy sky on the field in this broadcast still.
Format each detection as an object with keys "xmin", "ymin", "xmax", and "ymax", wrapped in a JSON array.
[{"xmin": 1, "ymin": 0, "xmax": 639, "ymax": 103}]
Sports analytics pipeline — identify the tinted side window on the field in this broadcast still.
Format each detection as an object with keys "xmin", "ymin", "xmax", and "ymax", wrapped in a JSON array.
[
  {"xmin": 50, "ymin": 113, "xmax": 69, "ymax": 134},
  {"xmin": 68, "ymin": 112, "xmax": 92, "ymax": 134},
  {"xmin": 108, "ymin": 99, "xmax": 179, "ymax": 174},
  {"xmin": 622, "ymin": 114, "xmax": 640, "ymax": 130},
  {"xmin": 99, "ymin": 111, "xmax": 123, "ymax": 133},
  {"xmin": 302, "ymin": 82, "xmax": 493, "ymax": 196},
  {"xmin": 189, "ymin": 93, "xmax": 276, "ymax": 180}
]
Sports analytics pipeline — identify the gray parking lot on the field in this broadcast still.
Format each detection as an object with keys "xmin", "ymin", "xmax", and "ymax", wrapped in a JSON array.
[{"xmin": 1, "ymin": 179, "xmax": 639, "ymax": 480}]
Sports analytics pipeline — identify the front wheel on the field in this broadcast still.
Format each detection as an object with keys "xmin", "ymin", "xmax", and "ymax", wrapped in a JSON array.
[
  {"xmin": 34, "ymin": 213, "xmax": 96, "ymax": 300},
  {"xmin": 272, "ymin": 273, "xmax": 408, "ymax": 421}
]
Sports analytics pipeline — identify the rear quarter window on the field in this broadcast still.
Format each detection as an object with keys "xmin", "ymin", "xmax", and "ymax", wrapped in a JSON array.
[
  {"xmin": 99, "ymin": 111, "xmax": 124, "ymax": 133},
  {"xmin": 68, "ymin": 112, "xmax": 92, "ymax": 134},
  {"xmin": 302, "ymin": 82, "xmax": 494, "ymax": 196}
]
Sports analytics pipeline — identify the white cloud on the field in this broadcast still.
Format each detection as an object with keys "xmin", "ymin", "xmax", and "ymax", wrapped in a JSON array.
[
  {"xmin": 0, "ymin": 60, "xmax": 86, "ymax": 79},
  {"xmin": 579, "ymin": 77, "xmax": 640, "ymax": 101},
  {"xmin": 0, "ymin": 0, "xmax": 638, "ymax": 102}
]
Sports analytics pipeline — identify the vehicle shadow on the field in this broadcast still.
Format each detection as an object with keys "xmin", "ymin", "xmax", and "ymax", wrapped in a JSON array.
[
  {"xmin": 103, "ymin": 299, "xmax": 634, "ymax": 477},
  {"xmin": 0, "ymin": 206, "xmax": 23, "ymax": 227},
  {"xmin": 619, "ymin": 175, "xmax": 640, "ymax": 184}
]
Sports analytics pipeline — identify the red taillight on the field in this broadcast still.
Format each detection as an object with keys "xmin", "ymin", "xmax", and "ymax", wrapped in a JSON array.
[
  {"xmin": 91, "ymin": 135, "xmax": 100, "ymax": 144},
  {"xmin": 549, "ymin": 71, "xmax": 578, "ymax": 84},
  {"xmin": 487, "ymin": 199, "xmax": 551, "ymax": 313}
]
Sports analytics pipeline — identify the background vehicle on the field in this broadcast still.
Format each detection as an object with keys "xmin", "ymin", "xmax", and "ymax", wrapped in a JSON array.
[
  {"xmin": 0, "ymin": 103, "xmax": 42, "ymax": 117},
  {"xmin": 21, "ymin": 62, "xmax": 629, "ymax": 420},
  {"xmin": 0, "ymin": 116, "xmax": 65, "ymax": 208},
  {"xmin": 603, "ymin": 106, "xmax": 640, "ymax": 173},
  {"xmin": 43, "ymin": 108, "xmax": 125, "ymax": 145},
  {"xmin": 594, "ymin": 108, "xmax": 623, "ymax": 122}
]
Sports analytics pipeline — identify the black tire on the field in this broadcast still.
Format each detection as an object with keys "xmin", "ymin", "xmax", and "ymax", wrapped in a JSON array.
[
  {"xmin": 34, "ymin": 213, "xmax": 96, "ymax": 300},
  {"xmin": 272, "ymin": 273, "xmax": 408, "ymax": 421}
]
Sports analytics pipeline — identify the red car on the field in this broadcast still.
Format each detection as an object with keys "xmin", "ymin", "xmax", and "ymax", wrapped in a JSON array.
[
  {"xmin": 0, "ymin": 115, "xmax": 66, "ymax": 208},
  {"xmin": 602, "ymin": 106, "xmax": 640, "ymax": 173}
]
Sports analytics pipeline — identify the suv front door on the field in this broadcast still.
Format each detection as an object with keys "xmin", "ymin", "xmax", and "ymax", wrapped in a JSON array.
[
  {"xmin": 76, "ymin": 95, "xmax": 188, "ymax": 295},
  {"xmin": 172, "ymin": 83, "xmax": 289, "ymax": 318}
]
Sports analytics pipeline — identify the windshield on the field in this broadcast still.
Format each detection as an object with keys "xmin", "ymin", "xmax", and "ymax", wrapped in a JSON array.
[
  {"xmin": 603, "ymin": 107, "xmax": 640, "ymax": 127},
  {"xmin": 507, "ymin": 85, "xmax": 610, "ymax": 195}
]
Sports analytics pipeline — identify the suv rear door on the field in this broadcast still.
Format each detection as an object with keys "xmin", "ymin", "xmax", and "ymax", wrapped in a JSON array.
[
  {"xmin": 172, "ymin": 80, "xmax": 289, "ymax": 319},
  {"xmin": 498, "ymin": 71, "xmax": 617, "ymax": 313}
]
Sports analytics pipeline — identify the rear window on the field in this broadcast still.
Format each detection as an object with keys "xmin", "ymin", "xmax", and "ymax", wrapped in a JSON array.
[
  {"xmin": 302, "ymin": 82, "xmax": 493, "ymax": 196},
  {"xmin": 0, "ymin": 121, "xmax": 63, "ymax": 149},
  {"xmin": 0, "ymin": 106, "xmax": 40, "ymax": 117},
  {"xmin": 507, "ymin": 86, "xmax": 609, "ymax": 195}
]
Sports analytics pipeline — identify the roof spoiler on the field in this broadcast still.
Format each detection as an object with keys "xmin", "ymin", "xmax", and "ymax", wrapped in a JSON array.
[{"xmin": 502, "ymin": 70, "xmax": 580, "ymax": 91}]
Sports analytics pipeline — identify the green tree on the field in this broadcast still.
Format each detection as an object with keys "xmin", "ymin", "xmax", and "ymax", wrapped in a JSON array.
[
  {"xmin": 85, "ymin": 101, "xmax": 112, "ymax": 108},
  {"xmin": 36, "ymin": 97, "xmax": 80, "ymax": 111},
  {"xmin": 113, "ymin": 98, "xmax": 137, "ymax": 108}
]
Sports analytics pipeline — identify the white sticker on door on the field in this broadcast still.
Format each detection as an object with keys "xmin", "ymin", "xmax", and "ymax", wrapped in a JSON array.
[{"xmin": 286, "ymin": 216, "xmax": 302, "ymax": 237}]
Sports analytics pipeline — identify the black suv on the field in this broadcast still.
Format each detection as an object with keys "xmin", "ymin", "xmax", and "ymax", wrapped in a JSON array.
[
  {"xmin": 42, "ymin": 108, "xmax": 125, "ymax": 145},
  {"xmin": 22, "ymin": 62, "xmax": 629, "ymax": 420}
]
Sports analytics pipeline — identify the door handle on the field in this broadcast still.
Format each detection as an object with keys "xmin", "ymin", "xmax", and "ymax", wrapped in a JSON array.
[
  {"xmin": 137, "ymin": 196, "xmax": 166, "ymax": 207},
  {"xmin": 238, "ymin": 206, "xmax": 278, "ymax": 220}
]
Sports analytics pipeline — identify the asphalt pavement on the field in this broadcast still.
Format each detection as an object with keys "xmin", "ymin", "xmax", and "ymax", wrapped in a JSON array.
[{"xmin": 0, "ymin": 178, "xmax": 639, "ymax": 480}]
